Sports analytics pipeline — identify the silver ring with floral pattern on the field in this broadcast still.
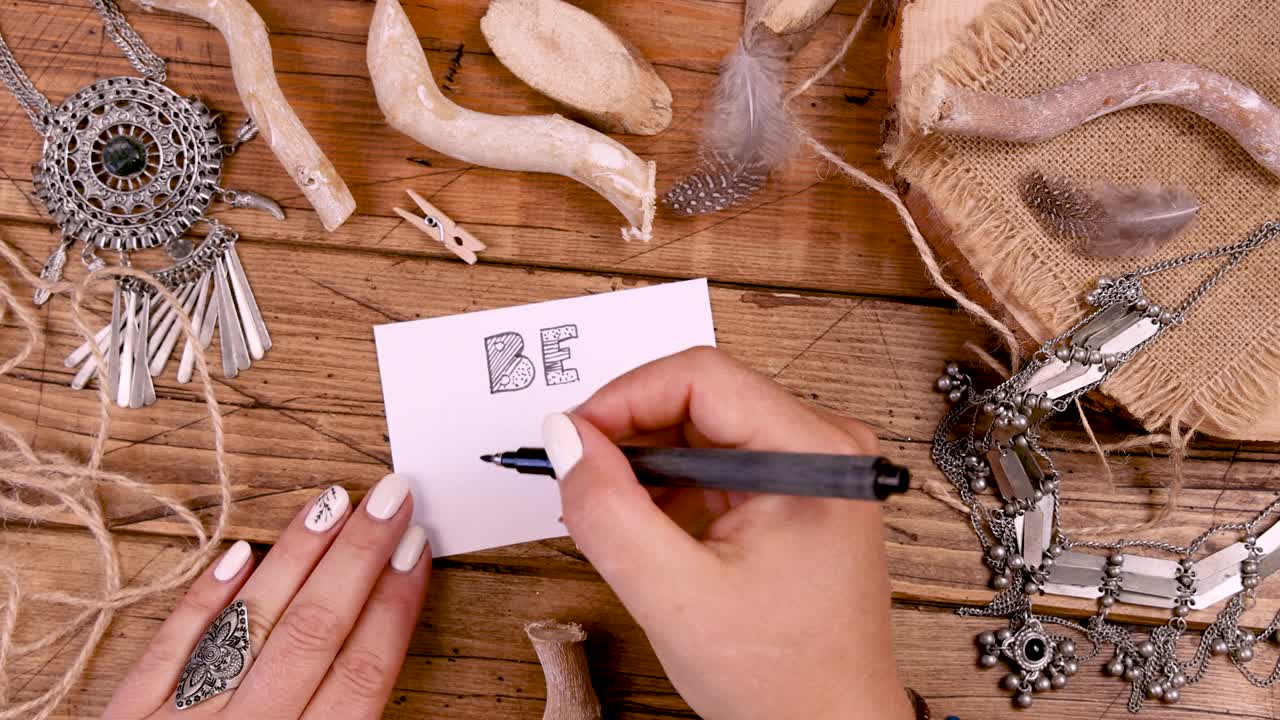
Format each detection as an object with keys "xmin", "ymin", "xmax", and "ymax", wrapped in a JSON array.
[{"xmin": 175, "ymin": 600, "xmax": 251, "ymax": 710}]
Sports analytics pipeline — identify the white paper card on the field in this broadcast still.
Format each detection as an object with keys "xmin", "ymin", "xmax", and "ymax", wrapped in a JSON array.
[{"xmin": 374, "ymin": 279, "xmax": 717, "ymax": 557}]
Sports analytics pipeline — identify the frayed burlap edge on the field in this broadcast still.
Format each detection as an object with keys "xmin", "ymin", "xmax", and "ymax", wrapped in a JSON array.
[
  {"xmin": 888, "ymin": 0, "xmax": 1082, "ymax": 337},
  {"xmin": 887, "ymin": 0, "xmax": 1280, "ymax": 439},
  {"xmin": 930, "ymin": 0, "xmax": 1073, "ymax": 90},
  {"xmin": 894, "ymin": 138, "xmax": 1081, "ymax": 335},
  {"xmin": 1119, "ymin": 315, "xmax": 1280, "ymax": 437}
]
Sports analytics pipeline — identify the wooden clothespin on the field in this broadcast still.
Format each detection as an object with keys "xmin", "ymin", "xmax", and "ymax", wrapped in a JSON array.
[{"xmin": 393, "ymin": 189, "xmax": 487, "ymax": 264}]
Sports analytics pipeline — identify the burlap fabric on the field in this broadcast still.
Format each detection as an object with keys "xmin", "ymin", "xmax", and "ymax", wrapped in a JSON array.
[{"xmin": 891, "ymin": 0, "xmax": 1280, "ymax": 439}]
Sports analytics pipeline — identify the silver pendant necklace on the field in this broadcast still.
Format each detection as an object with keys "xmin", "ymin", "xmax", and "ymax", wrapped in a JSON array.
[
  {"xmin": 933, "ymin": 220, "xmax": 1280, "ymax": 712},
  {"xmin": 3, "ymin": 0, "xmax": 282, "ymax": 406}
]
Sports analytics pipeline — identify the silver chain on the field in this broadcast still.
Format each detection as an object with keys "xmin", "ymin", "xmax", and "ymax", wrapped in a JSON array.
[
  {"xmin": 91, "ymin": 0, "xmax": 167, "ymax": 82},
  {"xmin": 936, "ymin": 220, "xmax": 1280, "ymax": 710},
  {"xmin": 1132, "ymin": 220, "xmax": 1280, "ymax": 320},
  {"xmin": 1012, "ymin": 221, "xmax": 1280, "ymax": 414},
  {"xmin": 0, "ymin": 0, "xmax": 166, "ymax": 133},
  {"xmin": 0, "ymin": 29, "xmax": 52, "ymax": 131}
]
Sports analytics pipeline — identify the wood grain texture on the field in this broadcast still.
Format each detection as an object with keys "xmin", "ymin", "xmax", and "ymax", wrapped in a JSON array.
[
  {"xmin": 134, "ymin": 0, "xmax": 357, "ymax": 231},
  {"xmin": 0, "ymin": 0, "xmax": 929, "ymax": 298},
  {"xmin": 6, "ymin": 528, "xmax": 1278, "ymax": 718},
  {"xmin": 2, "ymin": 1, "xmax": 1279, "ymax": 718}
]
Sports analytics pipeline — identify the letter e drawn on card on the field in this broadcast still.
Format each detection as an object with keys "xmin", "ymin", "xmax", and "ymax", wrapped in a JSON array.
[
  {"xmin": 540, "ymin": 324, "xmax": 580, "ymax": 386},
  {"xmin": 485, "ymin": 331, "xmax": 537, "ymax": 394}
]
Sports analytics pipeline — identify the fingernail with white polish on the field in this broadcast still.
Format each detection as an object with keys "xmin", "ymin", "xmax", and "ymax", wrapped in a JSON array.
[
  {"xmin": 366, "ymin": 473, "xmax": 411, "ymax": 520},
  {"xmin": 542, "ymin": 413, "xmax": 583, "ymax": 480},
  {"xmin": 391, "ymin": 525, "xmax": 429, "ymax": 572},
  {"xmin": 214, "ymin": 540, "xmax": 252, "ymax": 582},
  {"xmin": 305, "ymin": 486, "xmax": 350, "ymax": 533}
]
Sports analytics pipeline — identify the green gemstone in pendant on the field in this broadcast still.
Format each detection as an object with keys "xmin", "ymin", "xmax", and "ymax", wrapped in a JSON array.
[{"xmin": 103, "ymin": 135, "xmax": 147, "ymax": 177}]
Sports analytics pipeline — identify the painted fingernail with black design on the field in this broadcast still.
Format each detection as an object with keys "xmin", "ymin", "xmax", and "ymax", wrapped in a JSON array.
[
  {"xmin": 366, "ymin": 473, "xmax": 411, "ymax": 520},
  {"xmin": 305, "ymin": 486, "xmax": 350, "ymax": 533},
  {"xmin": 213, "ymin": 540, "xmax": 252, "ymax": 582}
]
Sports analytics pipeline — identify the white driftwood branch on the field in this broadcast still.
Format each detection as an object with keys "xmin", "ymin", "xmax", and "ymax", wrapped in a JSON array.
[
  {"xmin": 369, "ymin": 0, "xmax": 656, "ymax": 241},
  {"xmin": 525, "ymin": 620, "xmax": 601, "ymax": 720},
  {"xmin": 746, "ymin": 0, "xmax": 837, "ymax": 36},
  {"xmin": 135, "ymin": 0, "xmax": 357, "ymax": 231},
  {"xmin": 917, "ymin": 61, "xmax": 1280, "ymax": 178},
  {"xmin": 481, "ymin": 0, "xmax": 672, "ymax": 136}
]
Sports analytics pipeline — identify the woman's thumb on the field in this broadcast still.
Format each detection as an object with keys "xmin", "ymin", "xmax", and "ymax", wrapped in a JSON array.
[{"xmin": 543, "ymin": 413, "xmax": 711, "ymax": 608}]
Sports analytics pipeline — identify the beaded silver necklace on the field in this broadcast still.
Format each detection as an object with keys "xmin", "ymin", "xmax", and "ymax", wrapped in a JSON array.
[
  {"xmin": 2, "ymin": 1, "xmax": 282, "ymax": 406},
  {"xmin": 932, "ymin": 220, "xmax": 1280, "ymax": 712}
]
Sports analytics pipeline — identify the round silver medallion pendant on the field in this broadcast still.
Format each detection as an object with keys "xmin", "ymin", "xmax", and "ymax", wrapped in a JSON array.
[
  {"xmin": 1009, "ymin": 625, "xmax": 1054, "ymax": 673},
  {"xmin": 32, "ymin": 77, "xmax": 223, "ymax": 252}
]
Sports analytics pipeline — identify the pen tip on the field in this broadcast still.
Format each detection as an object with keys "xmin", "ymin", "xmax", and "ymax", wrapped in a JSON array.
[{"xmin": 480, "ymin": 454, "xmax": 495, "ymax": 464}]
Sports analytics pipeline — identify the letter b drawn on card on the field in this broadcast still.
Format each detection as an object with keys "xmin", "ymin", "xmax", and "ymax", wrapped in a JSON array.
[
  {"xmin": 485, "ymin": 331, "xmax": 536, "ymax": 394},
  {"xmin": 541, "ymin": 324, "xmax": 580, "ymax": 386},
  {"xmin": 375, "ymin": 277, "xmax": 715, "ymax": 557}
]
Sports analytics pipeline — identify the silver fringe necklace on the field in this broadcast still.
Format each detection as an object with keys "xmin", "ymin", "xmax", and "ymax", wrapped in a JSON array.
[
  {"xmin": 933, "ymin": 220, "xmax": 1280, "ymax": 712},
  {"xmin": 2, "ymin": 0, "xmax": 282, "ymax": 407}
]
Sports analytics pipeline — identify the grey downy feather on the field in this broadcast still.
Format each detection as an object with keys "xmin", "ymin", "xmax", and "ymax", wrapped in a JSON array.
[
  {"xmin": 663, "ymin": 26, "xmax": 797, "ymax": 216},
  {"xmin": 1020, "ymin": 171, "xmax": 1201, "ymax": 257}
]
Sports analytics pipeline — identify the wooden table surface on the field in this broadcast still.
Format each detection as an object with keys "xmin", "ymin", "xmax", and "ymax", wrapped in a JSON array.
[{"xmin": 2, "ymin": 1, "xmax": 1279, "ymax": 718}]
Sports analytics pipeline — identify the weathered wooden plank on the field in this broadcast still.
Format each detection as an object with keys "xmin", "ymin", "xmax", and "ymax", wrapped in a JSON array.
[
  {"xmin": 4, "ymin": 527, "xmax": 1276, "ymax": 719},
  {"xmin": 28, "ymin": 0, "xmax": 891, "ymax": 89},
  {"xmin": 0, "ymin": 222, "xmax": 952, "ymax": 438},
  {"xmin": 1, "ymin": 526, "xmax": 690, "ymax": 719},
  {"xmin": 6, "ymin": 225, "xmax": 1280, "ymax": 627},
  {"xmin": 4, "ymin": 2, "xmax": 1280, "ymax": 717},
  {"xmin": 2, "ymin": 219, "xmax": 1268, "ymax": 456},
  {"xmin": 0, "ymin": 0, "xmax": 938, "ymax": 299}
]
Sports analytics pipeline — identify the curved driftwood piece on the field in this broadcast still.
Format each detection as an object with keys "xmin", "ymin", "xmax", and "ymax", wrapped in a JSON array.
[
  {"xmin": 525, "ymin": 620, "xmax": 601, "ymax": 720},
  {"xmin": 369, "ymin": 0, "xmax": 656, "ymax": 241},
  {"xmin": 746, "ymin": 0, "xmax": 837, "ymax": 36},
  {"xmin": 135, "ymin": 0, "xmax": 356, "ymax": 232},
  {"xmin": 915, "ymin": 61, "xmax": 1280, "ymax": 178},
  {"xmin": 480, "ymin": 0, "xmax": 672, "ymax": 136}
]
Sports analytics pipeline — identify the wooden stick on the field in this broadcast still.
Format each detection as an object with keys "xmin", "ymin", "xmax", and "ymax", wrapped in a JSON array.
[
  {"xmin": 746, "ymin": 0, "xmax": 837, "ymax": 36},
  {"xmin": 916, "ymin": 61, "xmax": 1280, "ymax": 179},
  {"xmin": 134, "ymin": 0, "xmax": 357, "ymax": 232},
  {"xmin": 525, "ymin": 620, "xmax": 601, "ymax": 720},
  {"xmin": 368, "ymin": 0, "xmax": 656, "ymax": 242},
  {"xmin": 480, "ymin": 0, "xmax": 673, "ymax": 136}
]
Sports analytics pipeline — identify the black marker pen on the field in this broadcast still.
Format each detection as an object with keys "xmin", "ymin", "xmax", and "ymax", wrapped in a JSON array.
[{"xmin": 481, "ymin": 447, "xmax": 910, "ymax": 501}]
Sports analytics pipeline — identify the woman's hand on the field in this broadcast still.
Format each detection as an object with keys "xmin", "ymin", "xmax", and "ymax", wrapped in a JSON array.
[
  {"xmin": 102, "ymin": 474, "xmax": 431, "ymax": 720},
  {"xmin": 545, "ymin": 347, "xmax": 914, "ymax": 720}
]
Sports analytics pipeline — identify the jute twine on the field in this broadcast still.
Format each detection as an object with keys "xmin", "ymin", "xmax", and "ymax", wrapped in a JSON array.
[
  {"xmin": 0, "ymin": 1, "xmax": 1197, "ymax": 716},
  {"xmin": 794, "ymin": 1, "xmax": 1021, "ymax": 519},
  {"xmin": 0, "ymin": 237, "xmax": 232, "ymax": 720},
  {"xmin": 0, "ymin": 7, "xmax": 947, "ymax": 713}
]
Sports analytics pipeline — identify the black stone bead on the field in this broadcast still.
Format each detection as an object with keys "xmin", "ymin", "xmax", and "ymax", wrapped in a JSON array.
[
  {"xmin": 103, "ymin": 135, "xmax": 147, "ymax": 177},
  {"xmin": 1024, "ymin": 637, "xmax": 1048, "ymax": 662}
]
